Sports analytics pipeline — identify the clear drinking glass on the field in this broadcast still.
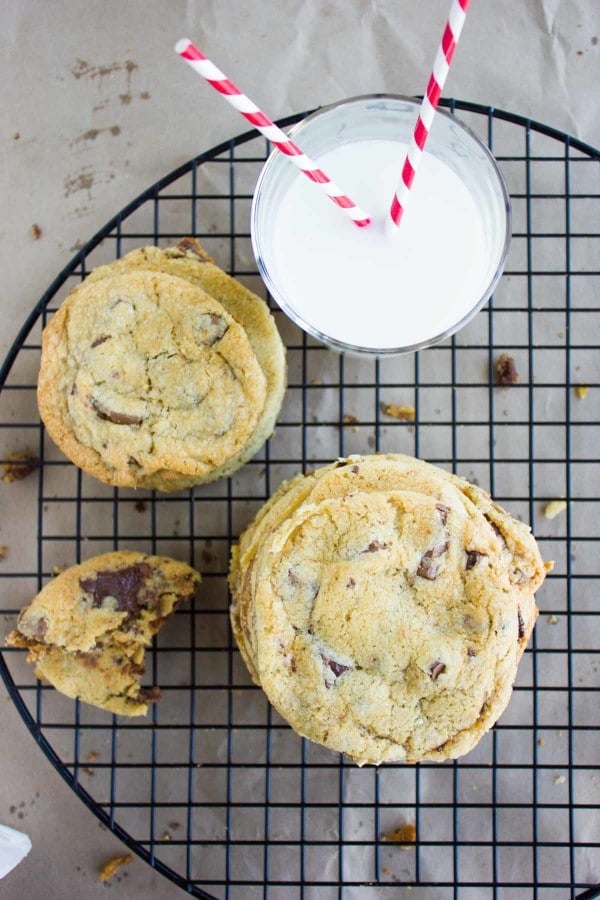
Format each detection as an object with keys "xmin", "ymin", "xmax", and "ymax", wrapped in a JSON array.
[{"xmin": 251, "ymin": 94, "xmax": 511, "ymax": 357}]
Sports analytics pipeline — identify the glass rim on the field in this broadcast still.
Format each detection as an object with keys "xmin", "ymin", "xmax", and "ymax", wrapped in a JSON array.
[{"xmin": 251, "ymin": 93, "xmax": 512, "ymax": 357}]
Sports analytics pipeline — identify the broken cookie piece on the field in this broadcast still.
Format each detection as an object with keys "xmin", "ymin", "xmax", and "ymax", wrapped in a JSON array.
[
  {"xmin": 494, "ymin": 353, "xmax": 520, "ymax": 386},
  {"xmin": 1, "ymin": 452, "xmax": 39, "ymax": 483},
  {"xmin": 99, "ymin": 853, "xmax": 134, "ymax": 882},
  {"xmin": 382, "ymin": 403, "xmax": 416, "ymax": 421},
  {"xmin": 5, "ymin": 551, "xmax": 200, "ymax": 716}
]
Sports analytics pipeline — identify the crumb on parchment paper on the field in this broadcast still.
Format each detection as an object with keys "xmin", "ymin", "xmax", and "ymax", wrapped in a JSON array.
[
  {"xmin": 0, "ymin": 545, "xmax": 7, "ymax": 561},
  {"xmin": 382, "ymin": 822, "xmax": 417, "ymax": 847},
  {"xmin": 382, "ymin": 403, "xmax": 416, "ymax": 421},
  {"xmin": 1, "ymin": 452, "xmax": 39, "ymax": 483},
  {"xmin": 575, "ymin": 383, "xmax": 589, "ymax": 399},
  {"xmin": 99, "ymin": 853, "xmax": 134, "ymax": 882},
  {"xmin": 31, "ymin": 224, "xmax": 42, "ymax": 240},
  {"xmin": 342, "ymin": 414, "xmax": 358, "ymax": 425},
  {"xmin": 494, "ymin": 353, "xmax": 520, "ymax": 386},
  {"xmin": 544, "ymin": 500, "xmax": 567, "ymax": 519}
]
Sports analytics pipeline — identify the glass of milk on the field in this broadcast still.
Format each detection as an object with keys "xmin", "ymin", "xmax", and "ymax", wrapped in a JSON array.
[{"xmin": 251, "ymin": 95, "xmax": 511, "ymax": 356}]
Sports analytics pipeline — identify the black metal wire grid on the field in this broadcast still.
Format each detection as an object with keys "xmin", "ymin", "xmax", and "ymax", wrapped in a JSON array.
[{"xmin": 0, "ymin": 102, "xmax": 599, "ymax": 900}]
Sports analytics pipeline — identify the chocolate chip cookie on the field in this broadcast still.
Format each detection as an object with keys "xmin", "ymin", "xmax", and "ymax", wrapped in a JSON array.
[
  {"xmin": 77, "ymin": 238, "xmax": 287, "ymax": 482},
  {"xmin": 38, "ymin": 269, "xmax": 268, "ymax": 490},
  {"xmin": 6, "ymin": 551, "xmax": 200, "ymax": 715},
  {"xmin": 229, "ymin": 454, "xmax": 546, "ymax": 764}
]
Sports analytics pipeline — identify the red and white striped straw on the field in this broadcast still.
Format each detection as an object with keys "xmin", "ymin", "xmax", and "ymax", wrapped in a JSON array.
[
  {"xmin": 388, "ymin": 0, "xmax": 471, "ymax": 231},
  {"xmin": 175, "ymin": 39, "xmax": 371, "ymax": 228}
]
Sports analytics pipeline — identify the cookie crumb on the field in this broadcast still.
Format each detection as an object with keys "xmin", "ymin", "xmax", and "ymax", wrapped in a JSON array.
[
  {"xmin": 382, "ymin": 403, "xmax": 416, "ymax": 422},
  {"xmin": 342, "ymin": 414, "xmax": 358, "ymax": 425},
  {"xmin": 494, "ymin": 353, "xmax": 520, "ymax": 386},
  {"xmin": 310, "ymin": 378, "xmax": 322, "ymax": 386},
  {"xmin": 382, "ymin": 865, "xmax": 400, "ymax": 882},
  {"xmin": 13, "ymin": 132, "xmax": 20, "ymax": 140},
  {"xmin": 537, "ymin": 737, "xmax": 544, "ymax": 746},
  {"xmin": 544, "ymin": 499, "xmax": 567, "ymax": 520},
  {"xmin": 544, "ymin": 560, "xmax": 555, "ymax": 572},
  {"xmin": 160, "ymin": 830, "xmax": 171, "ymax": 841},
  {"xmin": 0, "ymin": 545, "xmax": 7, "ymax": 561},
  {"xmin": 134, "ymin": 500, "xmax": 147, "ymax": 513},
  {"xmin": 31, "ymin": 224, "xmax": 42, "ymax": 240},
  {"xmin": 82, "ymin": 766, "xmax": 95, "ymax": 777},
  {"xmin": 548, "ymin": 615, "xmax": 559, "ymax": 625},
  {"xmin": 99, "ymin": 854, "xmax": 134, "ymax": 882},
  {"xmin": 169, "ymin": 821, "xmax": 181, "ymax": 831},
  {"xmin": 86, "ymin": 750, "xmax": 99, "ymax": 763},
  {"xmin": 382, "ymin": 822, "xmax": 417, "ymax": 847},
  {"xmin": 554, "ymin": 775, "xmax": 566, "ymax": 785},
  {"xmin": 575, "ymin": 383, "xmax": 589, "ymax": 399},
  {"xmin": 1, "ymin": 452, "xmax": 39, "ymax": 483}
]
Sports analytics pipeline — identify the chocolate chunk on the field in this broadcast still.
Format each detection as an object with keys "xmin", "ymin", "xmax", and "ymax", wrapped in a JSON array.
[
  {"xmin": 335, "ymin": 459, "xmax": 350, "ymax": 468},
  {"xmin": 79, "ymin": 652, "xmax": 99, "ymax": 669},
  {"xmin": 466, "ymin": 550, "xmax": 485, "ymax": 570},
  {"xmin": 436, "ymin": 503, "xmax": 449, "ymax": 525},
  {"xmin": 137, "ymin": 686, "xmax": 162, "ymax": 703},
  {"xmin": 287, "ymin": 569, "xmax": 299, "ymax": 586},
  {"xmin": 417, "ymin": 542, "xmax": 449, "ymax": 580},
  {"xmin": 517, "ymin": 608, "xmax": 525, "ymax": 641},
  {"xmin": 362, "ymin": 541, "xmax": 389, "ymax": 554},
  {"xmin": 80, "ymin": 562, "xmax": 153, "ymax": 613},
  {"xmin": 70, "ymin": 384, "xmax": 77, "ymax": 396},
  {"xmin": 128, "ymin": 457, "xmax": 140, "ymax": 467},
  {"xmin": 467, "ymin": 647, "xmax": 477, "ymax": 658},
  {"xmin": 290, "ymin": 656, "xmax": 297, "ymax": 673},
  {"xmin": 322, "ymin": 655, "xmax": 350, "ymax": 679},
  {"xmin": 170, "ymin": 237, "xmax": 208, "ymax": 260},
  {"xmin": 195, "ymin": 313, "xmax": 228, "ymax": 346},
  {"xmin": 347, "ymin": 578, "xmax": 356, "ymax": 588},
  {"xmin": 90, "ymin": 398, "xmax": 143, "ymax": 426},
  {"xmin": 351, "ymin": 465, "xmax": 360, "ymax": 474},
  {"xmin": 91, "ymin": 335, "xmax": 111, "ymax": 348},
  {"xmin": 429, "ymin": 660, "xmax": 446, "ymax": 680},
  {"xmin": 485, "ymin": 516, "xmax": 507, "ymax": 547},
  {"xmin": 494, "ymin": 353, "xmax": 520, "ymax": 386},
  {"xmin": 34, "ymin": 617, "xmax": 48, "ymax": 640}
]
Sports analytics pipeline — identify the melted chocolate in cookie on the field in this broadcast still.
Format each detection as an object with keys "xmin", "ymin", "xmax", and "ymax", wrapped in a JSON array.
[{"xmin": 80, "ymin": 563, "xmax": 153, "ymax": 613}]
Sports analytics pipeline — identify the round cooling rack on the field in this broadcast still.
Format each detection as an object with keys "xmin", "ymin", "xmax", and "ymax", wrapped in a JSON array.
[{"xmin": 1, "ymin": 102, "xmax": 599, "ymax": 900}]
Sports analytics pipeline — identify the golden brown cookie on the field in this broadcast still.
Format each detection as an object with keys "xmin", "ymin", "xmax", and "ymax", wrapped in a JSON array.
[
  {"xmin": 38, "ymin": 269, "xmax": 268, "ymax": 490},
  {"xmin": 79, "ymin": 238, "xmax": 287, "ymax": 481},
  {"xmin": 229, "ymin": 454, "xmax": 546, "ymax": 765},
  {"xmin": 6, "ymin": 551, "xmax": 200, "ymax": 716}
]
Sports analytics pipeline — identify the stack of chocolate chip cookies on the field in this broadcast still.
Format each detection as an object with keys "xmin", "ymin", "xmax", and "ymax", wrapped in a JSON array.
[
  {"xmin": 229, "ymin": 453, "xmax": 546, "ymax": 764},
  {"xmin": 37, "ymin": 239, "xmax": 286, "ymax": 490}
]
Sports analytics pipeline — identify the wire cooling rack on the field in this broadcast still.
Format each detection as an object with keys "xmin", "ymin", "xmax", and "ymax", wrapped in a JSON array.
[{"xmin": 0, "ymin": 102, "xmax": 599, "ymax": 899}]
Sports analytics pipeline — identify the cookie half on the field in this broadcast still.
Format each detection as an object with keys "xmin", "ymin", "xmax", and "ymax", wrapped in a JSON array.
[
  {"xmin": 6, "ymin": 551, "xmax": 200, "ymax": 716},
  {"xmin": 229, "ymin": 454, "xmax": 546, "ymax": 764}
]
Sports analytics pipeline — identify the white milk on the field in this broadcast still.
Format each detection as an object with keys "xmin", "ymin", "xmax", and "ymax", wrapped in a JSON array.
[{"xmin": 270, "ymin": 139, "xmax": 489, "ymax": 351}]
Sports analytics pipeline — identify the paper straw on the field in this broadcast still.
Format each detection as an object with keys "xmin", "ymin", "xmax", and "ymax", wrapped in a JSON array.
[
  {"xmin": 387, "ymin": 0, "xmax": 471, "ymax": 231},
  {"xmin": 175, "ymin": 39, "xmax": 371, "ymax": 228}
]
